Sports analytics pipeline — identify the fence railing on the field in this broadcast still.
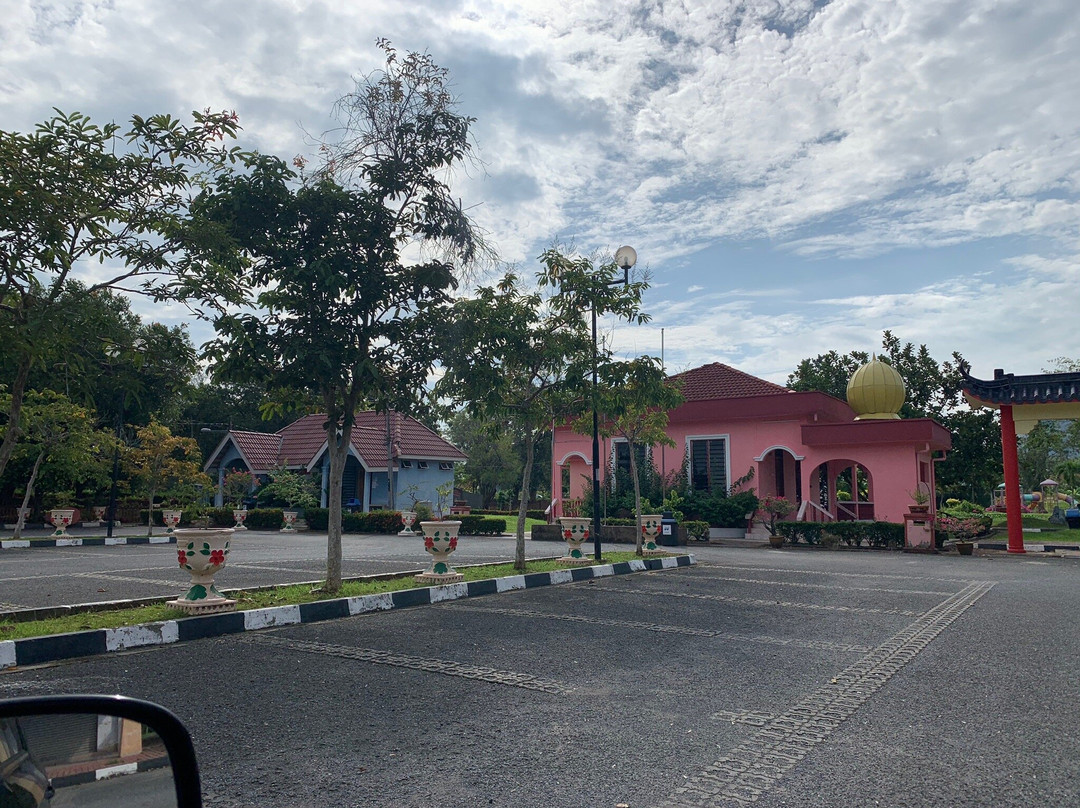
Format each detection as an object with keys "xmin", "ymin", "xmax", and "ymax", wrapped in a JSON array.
[{"xmin": 797, "ymin": 500, "xmax": 834, "ymax": 523}]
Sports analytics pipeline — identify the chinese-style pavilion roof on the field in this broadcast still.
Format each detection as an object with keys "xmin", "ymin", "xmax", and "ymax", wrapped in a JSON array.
[
  {"xmin": 961, "ymin": 365, "xmax": 1080, "ymax": 406},
  {"xmin": 667, "ymin": 362, "xmax": 792, "ymax": 401},
  {"xmin": 206, "ymin": 411, "xmax": 465, "ymax": 473}
]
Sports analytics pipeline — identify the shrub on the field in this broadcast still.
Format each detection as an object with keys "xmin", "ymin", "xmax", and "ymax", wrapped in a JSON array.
[
  {"xmin": 683, "ymin": 520, "xmax": 709, "ymax": 541},
  {"xmin": 935, "ymin": 513, "xmax": 992, "ymax": 540},
  {"xmin": 244, "ymin": 509, "xmax": 284, "ymax": 530},
  {"xmin": 458, "ymin": 516, "xmax": 507, "ymax": 535},
  {"xmin": 305, "ymin": 508, "xmax": 329, "ymax": 530},
  {"xmin": 209, "ymin": 507, "xmax": 236, "ymax": 527},
  {"xmin": 776, "ymin": 521, "xmax": 823, "ymax": 545},
  {"xmin": 697, "ymin": 491, "xmax": 759, "ymax": 528},
  {"xmin": 601, "ymin": 518, "xmax": 636, "ymax": 526}
]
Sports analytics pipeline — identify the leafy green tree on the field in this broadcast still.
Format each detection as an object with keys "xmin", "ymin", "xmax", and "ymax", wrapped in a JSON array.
[
  {"xmin": 256, "ymin": 467, "xmax": 319, "ymax": 510},
  {"xmin": 446, "ymin": 410, "xmax": 522, "ymax": 509},
  {"xmin": 123, "ymin": 419, "xmax": 210, "ymax": 535},
  {"xmin": 439, "ymin": 252, "xmax": 649, "ymax": 570},
  {"xmin": 587, "ymin": 356, "xmax": 683, "ymax": 554},
  {"xmin": 199, "ymin": 42, "xmax": 482, "ymax": 593},
  {"xmin": 1, "ymin": 390, "xmax": 110, "ymax": 539},
  {"xmin": 0, "ymin": 108, "xmax": 246, "ymax": 480}
]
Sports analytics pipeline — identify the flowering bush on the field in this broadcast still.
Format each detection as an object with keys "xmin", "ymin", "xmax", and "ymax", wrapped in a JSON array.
[
  {"xmin": 935, "ymin": 513, "xmax": 992, "ymax": 541},
  {"xmin": 759, "ymin": 495, "xmax": 796, "ymax": 535}
]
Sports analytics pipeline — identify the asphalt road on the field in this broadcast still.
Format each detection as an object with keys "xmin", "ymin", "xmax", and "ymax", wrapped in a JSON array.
[
  {"xmin": 0, "ymin": 529, "xmax": 563, "ymax": 612},
  {"xmin": 2, "ymin": 545, "xmax": 1078, "ymax": 807}
]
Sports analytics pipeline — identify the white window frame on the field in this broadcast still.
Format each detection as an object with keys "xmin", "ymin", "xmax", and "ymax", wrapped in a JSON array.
[{"xmin": 685, "ymin": 433, "xmax": 731, "ymax": 495}]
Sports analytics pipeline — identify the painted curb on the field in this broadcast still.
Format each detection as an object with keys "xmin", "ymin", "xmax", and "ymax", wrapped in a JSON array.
[
  {"xmin": 1, "ymin": 536, "xmax": 178, "ymax": 550},
  {"xmin": 0, "ymin": 554, "xmax": 695, "ymax": 671}
]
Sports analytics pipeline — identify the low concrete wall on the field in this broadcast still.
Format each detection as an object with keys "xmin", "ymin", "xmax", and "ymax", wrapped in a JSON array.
[{"xmin": 532, "ymin": 523, "xmax": 687, "ymax": 546}]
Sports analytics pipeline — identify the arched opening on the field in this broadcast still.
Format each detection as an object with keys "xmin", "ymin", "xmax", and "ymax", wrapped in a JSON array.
[
  {"xmin": 807, "ymin": 459, "xmax": 875, "ymax": 521},
  {"xmin": 756, "ymin": 447, "xmax": 803, "ymax": 507}
]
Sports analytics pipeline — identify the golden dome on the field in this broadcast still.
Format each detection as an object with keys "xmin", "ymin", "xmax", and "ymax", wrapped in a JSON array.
[{"xmin": 846, "ymin": 357, "xmax": 905, "ymax": 420}]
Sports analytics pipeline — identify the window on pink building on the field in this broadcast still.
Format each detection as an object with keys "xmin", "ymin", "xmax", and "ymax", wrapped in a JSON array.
[{"xmin": 690, "ymin": 438, "xmax": 727, "ymax": 493}]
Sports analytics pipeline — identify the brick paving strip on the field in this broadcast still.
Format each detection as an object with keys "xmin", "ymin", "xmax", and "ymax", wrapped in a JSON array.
[
  {"xmin": 444, "ymin": 604, "xmax": 873, "ymax": 654},
  {"xmin": 240, "ymin": 634, "xmax": 573, "ymax": 694},
  {"xmin": 660, "ymin": 580, "xmax": 995, "ymax": 807}
]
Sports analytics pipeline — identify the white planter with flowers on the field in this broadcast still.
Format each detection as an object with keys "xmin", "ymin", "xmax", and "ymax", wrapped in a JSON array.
[
  {"xmin": 640, "ymin": 514, "xmax": 664, "ymax": 555},
  {"xmin": 557, "ymin": 517, "xmax": 593, "ymax": 565}
]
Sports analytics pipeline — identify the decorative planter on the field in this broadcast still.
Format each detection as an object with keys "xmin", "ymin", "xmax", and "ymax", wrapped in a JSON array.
[
  {"xmin": 955, "ymin": 540, "xmax": 974, "ymax": 556},
  {"xmin": 399, "ymin": 510, "xmax": 417, "ymax": 536},
  {"xmin": 14, "ymin": 508, "xmax": 31, "ymax": 529},
  {"xmin": 93, "ymin": 506, "xmax": 107, "ymax": 522},
  {"xmin": 909, "ymin": 504, "xmax": 931, "ymax": 515},
  {"xmin": 49, "ymin": 509, "xmax": 75, "ymax": 537},
  {"xmin": 162, "ymin": 509, "xmax": 183, "ymax": 534},
  {"xmin": 168, "ymin": 528, "xmax": 237, "ymax": 615},
  {"xmin": 281, "ymin": 511, "xmax": 298, "ymax": 532},
  {"xmin": 232, "ymin": 509, "xmax": 248, "ymax": 531},
  {"xmin": 557, "ymin": 517, "xmax": 592, "ymax": 565},
  {"xmin": 416, "ymin": 520, "xmax": 463, "ymax": 584},
  {"xmin": 640, "ymin": 514, "xmax": 664, "ymax": 555},
  {"xmin": 769, "ymin": 534, "xmax": 785, "ymax": 549}
]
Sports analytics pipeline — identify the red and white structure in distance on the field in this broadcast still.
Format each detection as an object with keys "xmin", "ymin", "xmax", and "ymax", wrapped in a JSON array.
[{"xmin": 551, "ymin": 361, "xmax": 951, "ymax": 528}]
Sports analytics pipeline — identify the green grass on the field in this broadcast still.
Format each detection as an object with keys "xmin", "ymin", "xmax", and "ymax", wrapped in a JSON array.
[
  {"xmin": 0, "ymin": 551, "xmax": 657, "ymax": 641},
  {"xmin": 493, "ymin": 515, "xmax": 547, "ymax": 535}
]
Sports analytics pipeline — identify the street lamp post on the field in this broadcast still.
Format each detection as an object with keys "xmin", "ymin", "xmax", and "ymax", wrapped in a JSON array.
[{"xmin": 592, "ymin": 246, "xmax": 637, "ymax": 561}]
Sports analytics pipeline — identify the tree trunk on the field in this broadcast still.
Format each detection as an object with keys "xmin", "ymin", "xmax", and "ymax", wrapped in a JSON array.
[
  {"xmin": 12, "ymin": 449, "xmax": 45, "ymax": 541},
  {"xmin": 324, "ymin": 424, "xmax": 350, "ymax": 593},
  {"xmin": 515, "ymin": 429, "xmax": 535, "ymax": 572},
  {"xmin": 0, "ymin": 356, "xmax": 32, "ymax": 481},
  {"xmin": 629, "ymin": 442, "xmax": 644, "ymax": 555},
  {"xmin": 146, "ymin": 484, "xmax": 157, "ymax": 537}
]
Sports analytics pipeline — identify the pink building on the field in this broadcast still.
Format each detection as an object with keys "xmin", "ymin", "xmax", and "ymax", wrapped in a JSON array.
[{"xmin": 551, "ymin": 362, "xmax": 952, "ymax": 525}]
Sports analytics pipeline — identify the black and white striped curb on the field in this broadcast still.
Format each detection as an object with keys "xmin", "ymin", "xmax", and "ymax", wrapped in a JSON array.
[
  {"xmin": 50, "ymin": 755, "xmax": 170, "ymax": 789},
  {"xmin": 0, "ymin": 555, "xmax": 695, "ymax": 671},
  {"xmin": 0, "ymin": 536, "xmax": 176, "ymax": 550}
]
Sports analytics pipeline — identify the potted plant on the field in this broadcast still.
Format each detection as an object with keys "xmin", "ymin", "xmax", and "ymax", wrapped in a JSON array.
[
  {"xmin": 935, "ymin": 513, "xmax": 990, "ymax": 556},
  {"xmin": 416, "ymin": 481, "xmax": 463, "ymax": 583},
  {"xmin": 398, "ymin": 484, "xmax": 421, "ymax": 536},
  {"xmin": 43, "ymin": 491, "xmax": 78, "ymax": 538},
  {"xmin": 760, "ymin": 495, "xmax": 795, "ymax": 548},
  {"xmin": 222, "ymin": 469, "xmax": 257, "ymax": 531},
  {"xmin": 909, "ymin": 484, "xmax": 932, "ymax": 514}
]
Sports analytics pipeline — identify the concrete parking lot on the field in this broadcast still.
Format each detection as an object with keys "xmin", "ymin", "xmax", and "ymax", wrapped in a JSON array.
[{"xmin": 3, "ymin": 544, "xmax": 1078, "ymax": 806}]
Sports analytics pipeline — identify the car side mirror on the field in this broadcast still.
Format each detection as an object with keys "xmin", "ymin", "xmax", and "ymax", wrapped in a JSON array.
[{"xmin": 0, "ymin": 695, "xmax": 201, "ymax": 808}]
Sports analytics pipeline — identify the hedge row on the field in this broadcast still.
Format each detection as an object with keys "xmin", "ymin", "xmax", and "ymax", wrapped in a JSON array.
[
  {"xmin": 471, "ymin": 508, "xmax": 548, "ymax": 521},
  {"xmin": 776, "ymin": 520, "xmax": 905, "ymax": 549},
  {"xmin": 458, "ymin": 516, "xmax": 506, "ymax": 536},
  {"xmin": 140, "ymin": 508, "xmax": 286, "ymax": 530}
]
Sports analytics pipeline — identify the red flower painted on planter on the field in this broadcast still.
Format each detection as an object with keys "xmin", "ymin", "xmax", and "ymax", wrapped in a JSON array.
[
  {"xmin": 563, "ymin": 529, "xmax": 572, "ymax": 539},
  {"xmin": 582, "ymin": 530, "xmax": 589, "ymax": 539},
  {"xmin": 448, "ymin": 538, "xmax": 458, "ymax": 551},
  {"xmin": 177, "ymin": 550, "xmax": 188, "ymax": 567},
  {"xmin": 424, "ymin": 537, "xmax": 434, "ymax": 549},
  {"xmin": 209, "ymin": 549, "xmax": 226, "ymax": 566}
]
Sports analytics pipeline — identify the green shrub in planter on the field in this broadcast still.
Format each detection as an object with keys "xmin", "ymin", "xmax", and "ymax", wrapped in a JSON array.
[{"xmin": 777, "ymin": 521, "xmax": 823, "ymax": 545}]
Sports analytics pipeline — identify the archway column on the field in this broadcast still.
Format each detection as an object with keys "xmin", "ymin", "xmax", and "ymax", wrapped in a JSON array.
[{"xmin": 1000, "ymin": 405, "xmax": 1025, "ymax": 554}]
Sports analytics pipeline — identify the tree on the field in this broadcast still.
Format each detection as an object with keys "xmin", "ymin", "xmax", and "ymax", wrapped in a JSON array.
[
  {"xmin": 1, "ymin": 390, "xmax": 110, "ymax": 539},
  {"xmin": 123, "ymin": 419, "xmax": 210, "ymax": 535},
  {"xmin": 199, "ymin": 42, "xmax": 482, "ymax": 593},
  {"xmin": 445, "ymin": 410, "xmax": 522, "ymax": 509},
  {"xmin": 587, "ymin": 356, "xmax": 683, "ymax": 554},
  {"xmin": 0, "ymin": 108, "xmax": 246, "ymax": 481},
  {"xmin": 439, "ymin": 252, "xmax": 650, "ymax": 571}
]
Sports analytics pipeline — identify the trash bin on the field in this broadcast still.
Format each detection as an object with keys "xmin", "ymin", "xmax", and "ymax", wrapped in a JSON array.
[
  {"xmin": 659, "ymin": 510, "xmax": 679, "ymax": 546},
  {"xmin": 1066, "ymin": 508, "xmax": 1080, "ymax": 530}
]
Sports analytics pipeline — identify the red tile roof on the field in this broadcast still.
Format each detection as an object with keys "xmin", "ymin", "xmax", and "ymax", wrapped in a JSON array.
[
  {"xmin": 227, "ymin": 431, "xmax": 283, "ymax": 471},
  {"xmin": 667, "ymin": 362, "xmax": 791, "ymax": 402},
  {"xmin": 209, "ymin": 412, "xmax": 465, "ymax": 472}
]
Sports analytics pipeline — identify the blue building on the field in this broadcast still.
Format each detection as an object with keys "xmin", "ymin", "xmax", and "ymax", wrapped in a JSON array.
[{"xmin": 203, "ymin": 412, "xmax": 466, "ymax": 511}]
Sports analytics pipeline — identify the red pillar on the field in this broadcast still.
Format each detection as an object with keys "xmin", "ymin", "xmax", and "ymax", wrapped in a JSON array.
[{"xmin": 1000, "ymin": 405, "xmax": 1025, "ymax": 554}]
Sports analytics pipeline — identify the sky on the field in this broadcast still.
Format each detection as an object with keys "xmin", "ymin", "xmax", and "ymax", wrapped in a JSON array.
[{"xmin": 3, "ymin": 0, "xmax": 1079, "ymax": 384}]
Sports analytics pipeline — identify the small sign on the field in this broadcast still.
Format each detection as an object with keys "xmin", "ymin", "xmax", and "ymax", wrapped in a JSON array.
[{"xmin": 662, "ymin": 524, "xmax": 672, "ymax": 535}]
